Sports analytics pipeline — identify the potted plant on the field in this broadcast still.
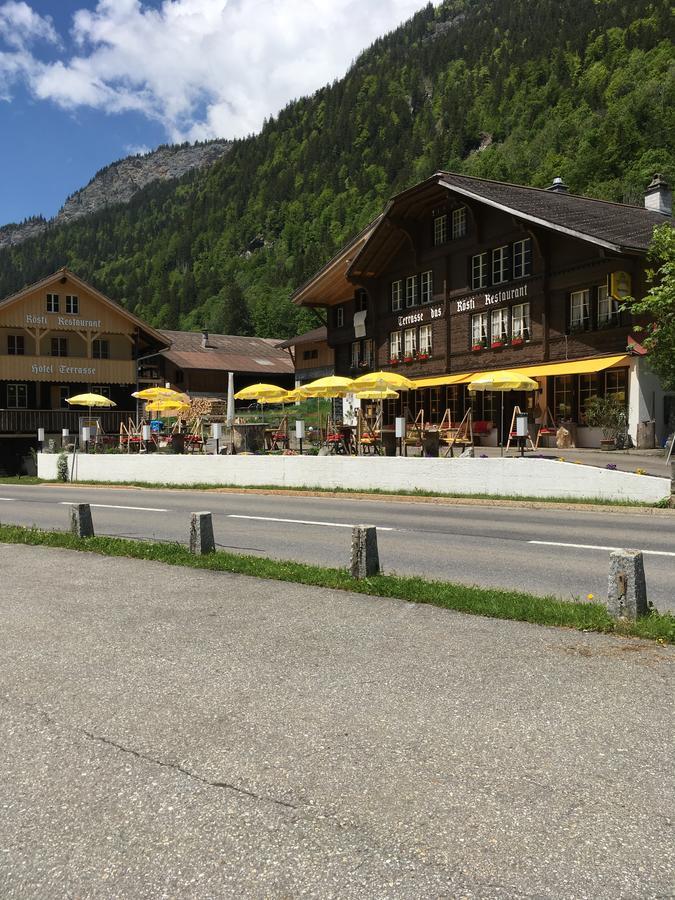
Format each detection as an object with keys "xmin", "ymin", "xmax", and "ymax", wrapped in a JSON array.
[
  {"xmin": 417, "ymin": 352, "xmax": 430, "ymax": 361},
  {"xmin": 511, "ymin": 336, "xmax": 525, "ymax": 347},
  {"xmin": 389, "ymin": 356, "xmax": 399, "ymax": 366},
  {"xmin": 491, "ymin": 339, "xmax": 505, "ymax": 349},
  {"xmin": 471, "ymin": 343, "xmax": 484, "ymax": 352},
  {"xmin": 583, "ymin": 395, "xmax": 627, "ymax": 450},
  {"xmin": 403, "ymin": 355, "xmax": 414, "ymax": 364}
]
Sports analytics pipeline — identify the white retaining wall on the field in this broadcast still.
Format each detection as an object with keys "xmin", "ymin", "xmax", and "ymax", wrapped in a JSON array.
[{"xmin": 38, "ymin": 453, "xmax": 670, "ymax": 503}]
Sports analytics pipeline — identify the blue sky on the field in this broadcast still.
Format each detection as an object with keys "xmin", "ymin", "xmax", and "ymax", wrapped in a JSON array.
[{"xmin": 0, "ymin": 0, "xmax": 424, "ymax": 226}]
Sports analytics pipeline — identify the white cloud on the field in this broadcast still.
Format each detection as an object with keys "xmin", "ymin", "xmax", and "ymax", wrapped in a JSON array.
[
  {"xmin": 0, "ymin": 1, "xmax": 59, "ymax": 99},
  {"xmin": 1, "ymin": 0, "xmax": 425, "ymax": 139}
]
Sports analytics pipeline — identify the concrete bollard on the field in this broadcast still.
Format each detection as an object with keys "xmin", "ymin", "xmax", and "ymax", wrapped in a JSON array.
[
  {"xmin": 607, "ymin": 549, "xmax": 648, "ymax": 620},
  {"xmin": 70, "ymin": 503, "xmax": 94, "ymax": 538},
  {"xmin": 189, "ymin": 511, "xmax": 215, "ymax": 555},
  {"xmin": 350, "ymin": 525, "xmax": 380, "ymax": 578}
]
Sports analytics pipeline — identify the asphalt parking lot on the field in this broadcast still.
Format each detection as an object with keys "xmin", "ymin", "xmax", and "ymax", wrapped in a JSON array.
[{"xmin": 0, "ymin": 544, "xmax": 673, "ymax": 898}]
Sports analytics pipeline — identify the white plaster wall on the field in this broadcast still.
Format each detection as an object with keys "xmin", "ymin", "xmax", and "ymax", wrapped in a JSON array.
[
  {"xmin": 628, "ymin": 357, "xmax": 664, "ymax": 445},
  {"xmin": 38, "ymin": 453, "xmax": 669, "ymax": 503}
]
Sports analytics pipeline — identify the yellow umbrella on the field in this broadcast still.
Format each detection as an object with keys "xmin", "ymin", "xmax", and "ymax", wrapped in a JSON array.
[
  {"xmin": 234, "ymin": 383, "xmax": 289, "ymax": 402},
  {"xmin": 66, "ymin": 392, "xmax": 116, "ymax": 407},
  {"xmin": 467, "ymin": 370, "xmax": 539, "ymax": 392},
  {"xmin": 297, "ymin": 376, "xmax": 357, "ymax": 397},
  {"xmin": 145, "ymin": 399, "xmax": 190, "ymax": 414},
  {"xmin": 351, "ymin": 371, "xmax": 417, "ymax": 391},
  {"xmin": 355, "ymin": 388, "xmax": 400, "ymax": 400},
  {"xmin": 283, "ymin": 388, "xmax": 306, "ymax": 403},
  {"xmin": 132, "ymin": 387, "xmax": 187, "ymax": 401},
  {"xmin": 467, "ymin": 370, "xmax": 539, "ymax": 455}
]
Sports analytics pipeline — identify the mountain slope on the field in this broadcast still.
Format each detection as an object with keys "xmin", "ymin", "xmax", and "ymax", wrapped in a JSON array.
[
  {"xmin": 0, "ymin": 0, "xmax": 672, "ymax": 339},
  {"xmin": 0, "ymin": 140, "xmax": 231, "ymax": 249}
]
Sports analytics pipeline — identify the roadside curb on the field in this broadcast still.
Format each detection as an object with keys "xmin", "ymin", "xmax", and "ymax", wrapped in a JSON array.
[{"xmin": 35, "ymin": 480, "xmax": 675, "ymax": 516}]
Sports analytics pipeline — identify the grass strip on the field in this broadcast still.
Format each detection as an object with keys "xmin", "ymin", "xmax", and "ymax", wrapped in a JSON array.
[
  {"xmin": 0, "ymin": 522, "xmax": 672, "ymax": 644},
  {"xmin": 0, "ymin": 475, "xmax": 668, "ymax": 509}
]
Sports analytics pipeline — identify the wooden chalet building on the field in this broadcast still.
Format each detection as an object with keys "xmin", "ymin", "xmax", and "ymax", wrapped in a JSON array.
[
  {"xmin": 292, "ymin": 173, "xmax": 674, "ymax": 447},
  {"xmin": 0, "ymin": 268, "xmax": 169, "ymax": 470},
  {"xmin": 275, "ymin": 326, "xmax": 335, "ymax": 387}
]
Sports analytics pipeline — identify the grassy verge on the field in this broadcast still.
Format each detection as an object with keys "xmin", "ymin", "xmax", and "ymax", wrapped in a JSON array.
[
  {"xmin": 0, "ymin": 523, "xmax": 672, "ymax": 644},
  {"xmin": 0, "ymin": 475, "xmax": 668, "ymax": 509}
]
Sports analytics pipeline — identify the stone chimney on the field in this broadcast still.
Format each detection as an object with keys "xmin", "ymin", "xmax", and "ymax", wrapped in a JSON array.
[
  {"xmin": 547, "ymin": 176, "xmax": 569, "ymax": 193},
  {"xmin": 644, "ymin": 174, "xmax": 672, "ymax": 216}
]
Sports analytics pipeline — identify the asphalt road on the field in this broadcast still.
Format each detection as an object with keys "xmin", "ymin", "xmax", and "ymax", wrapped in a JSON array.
[
  {"xmin": 0, "ymin": 483, "xmax": 674, "ymax": 610},
  {"xmin": 1, "ymin": 545, "xmax": 673, "ymax": 898}
]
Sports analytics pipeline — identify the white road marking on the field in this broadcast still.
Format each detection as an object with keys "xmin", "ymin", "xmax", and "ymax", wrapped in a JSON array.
[
  {"xmin": 529, "ymin": 540, "xmax": 675, "ymax": 558},
  {"xmin": 58, "ymin": 502, "xmax": 168, "ymax": 512},
  {"xmin": 228, "ymin": 514, "xmax": 394, "ymax": 531}
]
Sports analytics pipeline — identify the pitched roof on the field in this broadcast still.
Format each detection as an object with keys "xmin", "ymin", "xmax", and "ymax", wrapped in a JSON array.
[
  {"xmin": 276, "ymin": 326, "xmax": 327, "ymax": 348},
  {"xmin": 160, "ymin": 330, "xmax": 294, "ymax": 374},
  {"xmin": 435, "ymin": 172, "xmax": 668, "ymax": 252},
  {"xmin": 0, "ymin": 267, "xmax": 170, "ymax": 346}
]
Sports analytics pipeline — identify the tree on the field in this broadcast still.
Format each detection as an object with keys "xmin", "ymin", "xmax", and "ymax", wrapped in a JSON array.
[{"xmin": 627, "ymin": 223, "xmax": 675, "ymax": 390}]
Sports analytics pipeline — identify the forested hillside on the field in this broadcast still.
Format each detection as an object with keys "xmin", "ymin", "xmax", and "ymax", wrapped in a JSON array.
[{"xmin": 0, "ymin": 0, "xmax": 672, "ymax": 338}]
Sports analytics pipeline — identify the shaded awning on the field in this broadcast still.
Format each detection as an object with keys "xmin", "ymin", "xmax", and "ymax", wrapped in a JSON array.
[
  {"xmin": 413, "ymin": 355, "xmax": 630, "ymax": 389},
  {"xmin": 517, "ymin": 354, "xmax": 629, "ymax": 378}
]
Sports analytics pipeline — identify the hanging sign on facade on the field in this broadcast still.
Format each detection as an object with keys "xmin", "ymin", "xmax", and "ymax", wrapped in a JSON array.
[{"xmin": 609, "ymin": 271, "xmax": 631, "ymax": 301}]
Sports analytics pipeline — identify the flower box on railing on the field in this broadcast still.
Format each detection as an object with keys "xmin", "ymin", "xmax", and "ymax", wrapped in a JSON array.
[
  {"xmin": 491, "ymin": 340, "xmax": 505, "ymax": 349},
  {"xmin": 511, "ymin": 337, "xmax": 525, "ymax": 347},
  {"xmin": 389, "ymin": 357, "xmax": 399, "ymax": 366},
  {"xmin": 403, "ymin": 356, "xmax": 414, "ymax": 364},
  {"xmin": 417, "ymin": 353, "xmax": 430, "ymax": 362},
  {"xmin": 471, "ymin": 344, "xmax": 484, "ymax": 352}
]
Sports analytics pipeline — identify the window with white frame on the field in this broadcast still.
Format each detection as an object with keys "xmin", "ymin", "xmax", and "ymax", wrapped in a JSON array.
[
  {"xmin": 405, "ymin": 275, "xmax": 418, "ymax": 308},
  {"xmin": 419, "ymin": 324, "xmax": 432, "ymax": 355},
  {"xmin": 492, "ymin": 246, "xmax": 510, "ymax": 284},
  {"xmin": 7, "ymin": 334, "xmax": 24, "ymax": 355},
  {"xmin": 471, "ymin": 252, "xmax": 488, "ymax": 289},
  {"xmin": 336, "ymin": 306, "xmax": 344, "ymax": 328},
  {"xmin": 471, "ymin": 312, "xmax": 488, "ymax": 346},
  {"xmin": 390, "ymin": 331, "xmax": 402, "ymax": 359},
  {"xmin": 65, "ymin": 295, "xmax": 79, "ymax": 314},
  {"xmin": 452, "ymin": 207, "xmax": 467, "ymax": 239},
  {"xmin": 351, "ymin": 342, "xmax": 360, "ymax": 367},
  {"xmin": 93, "ymin": 339, "xmax": 109, "ymax": 359},
  {"xmin": 512, "ymin": 239, "xmax": 532, "ymax": 279},
  {"xmin": 404, "ymin": 327, "xmax": 417, "ymax": 357},
  {"xmin": 570, "ymin": 289, "xmax": 590, "ymax": 330},
  {"xmin": 433, "ymin": 215, "xmax": 447, "ymax": 246},
  {"xmin": 7, "ymin": 384, "xmax": 27, "ymax": 408},
  {"xmin": 363, "ymin": 339, "xmax": 374, "ymax": 367},
  {"xmin": 511, "ymin": 302, "xmax": 531, "ymax": 341},
  {"xmin": 51, "ymin": 337, "xmax": 68, "ymax": 357},
  {"xmin": 391, "ymin": 280, "xmax": 403, "ymax": 311},
  {"xmin": 421, "ymin": 270, "xmax": 433, "ymax": 304},
  {"xmin": 46, "ymin": 293, "xmax": 59, "ymax": 313},
  {"xmin": 491, "ymin": 308, "xmax": 509, "ymax": 344},
  {"xmin": 597, "ymin": 283, "xmax": 619, "ymax": 326}
]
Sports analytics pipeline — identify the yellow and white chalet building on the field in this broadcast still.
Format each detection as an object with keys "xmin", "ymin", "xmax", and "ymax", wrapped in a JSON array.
[{"xmin": 0, "ymin": 268, "xmax": 168, "ymax": 441}]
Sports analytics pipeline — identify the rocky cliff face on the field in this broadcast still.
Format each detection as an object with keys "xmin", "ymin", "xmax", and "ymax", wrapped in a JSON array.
[{"xmin": 0, "ymin": 140, "xmax": 231, "ymax": 250}]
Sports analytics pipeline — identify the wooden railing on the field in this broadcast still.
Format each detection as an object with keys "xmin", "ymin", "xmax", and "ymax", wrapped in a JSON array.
[{"xmin": 0, "ymin": 409, "xmax": 135, "ymax": 434}]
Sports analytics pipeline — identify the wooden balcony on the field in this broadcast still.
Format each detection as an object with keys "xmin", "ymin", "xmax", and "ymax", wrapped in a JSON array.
[{"xmin": 0, "ymin": 409, "xmax": 135, "ymax": 435}]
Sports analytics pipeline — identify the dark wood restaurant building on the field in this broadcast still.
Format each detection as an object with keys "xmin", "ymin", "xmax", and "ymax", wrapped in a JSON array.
[{"xmin": 292, "ymin": 172, "xmax": 674, "ymax": 447}]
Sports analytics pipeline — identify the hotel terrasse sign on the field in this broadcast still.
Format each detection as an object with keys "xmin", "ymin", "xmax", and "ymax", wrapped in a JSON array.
[{"xmin": 455, "ymin": 283, "xmax": 529, "ymax": 313}]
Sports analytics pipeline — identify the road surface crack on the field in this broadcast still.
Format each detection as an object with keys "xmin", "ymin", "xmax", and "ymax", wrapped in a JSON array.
[{"xmin": 82, "ymin": 728, "xmax": 298, "ymax": 809}]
